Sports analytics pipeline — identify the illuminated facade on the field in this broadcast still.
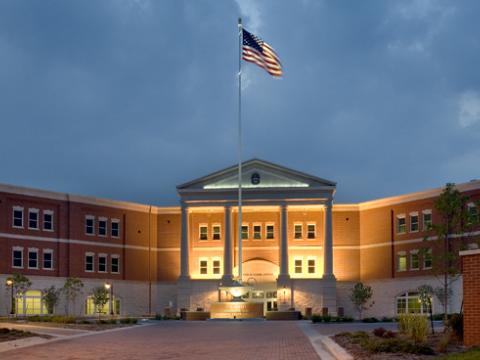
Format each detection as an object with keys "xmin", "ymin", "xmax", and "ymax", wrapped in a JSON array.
[{"xmin": 0, "ymin": 159, "xmax": 479, "ymax": 317}]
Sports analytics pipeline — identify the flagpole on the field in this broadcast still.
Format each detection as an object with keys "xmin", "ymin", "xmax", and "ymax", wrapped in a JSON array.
[{"xmin": 237, "ymin": 17, "xmax": 243, "ymax": 283}]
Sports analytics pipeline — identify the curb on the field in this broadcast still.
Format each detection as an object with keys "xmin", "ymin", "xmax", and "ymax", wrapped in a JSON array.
[{"xmin": 320, "ymin": 335, "xmax": 353, "ymax": 360}]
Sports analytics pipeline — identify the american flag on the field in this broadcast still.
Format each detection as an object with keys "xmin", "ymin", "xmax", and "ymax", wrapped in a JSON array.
[{"xmin": 242, "ymin": 29, "xmax": 282, "ymax": 78}]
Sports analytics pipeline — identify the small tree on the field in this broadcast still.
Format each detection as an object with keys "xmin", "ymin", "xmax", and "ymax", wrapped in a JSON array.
[
  {"xmin": 61, "ymin": 277, "xmax": 84, "ymax": 316},
  {"xmin": 91, "ymin": 286, "xmax": 109, "ymax": 317},
  {"xmin": 418, "ymin": 284, "xmax": 435, "ymax": 334},
  {"xmin": 350, "ymin": 282, "xmax": 374, "ymax": 320},
  {"xmin": 5, "ymin": 274, "xmax": 31, "ymax": 316},
  {"xmin": 42, "ymin": 286, "xmax": 60, "ymax": 315}
]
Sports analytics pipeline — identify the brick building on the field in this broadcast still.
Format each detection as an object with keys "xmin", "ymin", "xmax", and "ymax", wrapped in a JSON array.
[{"xmin": 0, "ymin": 159, "xmax": 479, "ymax": 317}]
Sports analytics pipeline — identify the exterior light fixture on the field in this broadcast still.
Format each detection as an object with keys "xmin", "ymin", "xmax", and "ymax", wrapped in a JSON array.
[
  {"xmin": 104, "ymin": 282, "xmax": 114, "ymax": 316},
  {"xmin": 6, "ymin": 279, "xmax": 14, "ymax": 315}
]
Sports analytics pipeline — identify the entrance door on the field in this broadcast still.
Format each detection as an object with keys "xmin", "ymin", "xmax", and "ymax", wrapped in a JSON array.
[{"xmin": 243, "ymin": 289, "xmax": 278, "ymax": 314}]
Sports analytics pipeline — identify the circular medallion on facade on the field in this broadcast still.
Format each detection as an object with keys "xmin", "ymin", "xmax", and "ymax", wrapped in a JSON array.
[{"xmin": 251, "ymin": 172, "xmax": 261, "ymax": 185}]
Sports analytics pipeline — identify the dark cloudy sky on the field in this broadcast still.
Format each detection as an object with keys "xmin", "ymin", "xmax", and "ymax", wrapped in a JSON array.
[{"xmin": 1, "ymin": 0, "xmax": 479, "ymax": 206}]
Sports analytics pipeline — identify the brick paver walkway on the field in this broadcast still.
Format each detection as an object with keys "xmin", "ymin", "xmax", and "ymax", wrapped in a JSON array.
[{"xmin": 2, "ymin": 321, "xmax": 321, "ymax": 360}]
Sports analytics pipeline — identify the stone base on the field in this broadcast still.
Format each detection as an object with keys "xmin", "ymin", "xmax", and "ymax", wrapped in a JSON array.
[
  {"xmin": 265, "ymin": 311, "xmax": 301, "ymax": 320},
  {"xmin": 210, "ymin": 301, "xmax": 264, "ymax": 319},
  {"xmin": 185, "ymin": 311, "xmax": 210, "ymax": 321}
]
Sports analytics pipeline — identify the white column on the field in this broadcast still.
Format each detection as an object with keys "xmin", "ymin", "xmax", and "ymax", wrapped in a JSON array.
[
  {"xmin": 323, "ymin": 199, "xmax": 335, "ymax": 279},
  {"xmin": 179, "ymin": 204, "xmax": 190, "ymax": 279},
  {"xmin": 222, "ymin": 205, "xmax": 233, "ymax": 283},
  {"xmin": 278, "ymin": 204, "xmax": 290, "ymax": 283}
]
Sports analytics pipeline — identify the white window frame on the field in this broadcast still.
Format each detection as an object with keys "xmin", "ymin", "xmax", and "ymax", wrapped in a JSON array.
[
  {"xmin": 85, "ymin": 252, "xmax": 95, "ymax": 272},
  {"xmin": 199, "ymin": 258, "xmax": 208, "ymax": 275},
  {"xmin": 307, "ymin": 223, "xmax": 316, "ymax": 239},
  {"xmin": 111, "ymin": 219, "xmax": 120, "ymax": 238},
  {"xmin": 43, "ymin": 249, "xmax": 54, "ymax": 270},
  {"xmin": 397, "ymin": 251, "xmax": 407, "ymax": 272},
  {"xmin": 43, "ymin": 210, "xmax": 54, "ymax": 232},
  {"xmin": 111, "ymin": 254, "xmax": 120, "ymax": 274},
  {"xmin": 241, "ymin": 224, "xmax": 249, "ymax": 240},
  {"xmin": 85, "ymin": 215, "xmax": 95, "ymax": 236},
  {"xmin": 307, "ymin": 257, "xmax": 316, "ymax": 274},
  {"xmin": 294, "ymin": 223, "xmax": 303, "ymax": 240},
  {"xmin": 12, "ymin": 246, "xmax": 23, "ymax": 268},
  {"xmin": 468, "ymin": 202, "xmax": 479, "ymax": 222},
  {"xmin": 12, "ymin": 206, "xmax": 24, "ymax": 229},
  {"xmin": 28, "ymin": 208, "xmax": 40, "ymax": 230},
  {"xmin": 28, "ymin": 248, "xmax": 39, "ymax": 269},
  {"xmin": 212, "ymin": 224, "xmax": 221, "ymax": 240},
  {"xmin": 422, "ymin": 209, "xmax": 432, "ymax": 231},
  {"xmin": 98, "ymin": 217, "xmax": 108, "ymax": 237},
  {"xmin": 253, "ymin": 223, "xmax": 262, "ymax": 240},
  {"xmin": 423, "ymin": 248, "xmax": 433, "ymax": 270},
  {"xmin": 98, "ymin": 253, "xmax": 108, "ymax": 273},
  {"xmin": 212, "ymin": 257, "xmax": 222, "ymax": 275},
  {"xmin": 409, "ymin": 212, "xmax": 419, "ymax": 233},
  {"xmin": 265, "ymin": 223, "xmax": 275, "ymax": 240},
  {"xmin": 294, "ymin": 257, "xmax": 303, "ymax": 274},
  {"xmin": 410, "ymin": 250, "xmax": 419, "ymax": 271},
  {"xmin": 199, "ymin": 224, "xmax": 208, "ymax": 241},
  {"xmin": 396, "ymin": 214, "xmax": 406, "ymax": 234}
]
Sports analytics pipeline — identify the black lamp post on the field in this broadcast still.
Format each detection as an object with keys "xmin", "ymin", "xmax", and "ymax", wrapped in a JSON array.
[
  {"xmin": 105, "ymin": 282, "xmax": 114, "ymax": 316},
  {"xmin": 6, "ymin": 279, "xmax": 14, "ymax": 315}
]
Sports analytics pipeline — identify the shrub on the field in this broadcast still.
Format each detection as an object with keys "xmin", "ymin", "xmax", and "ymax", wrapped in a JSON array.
[
  {"xmin": 380, "ymin": 316, "xmax": 394, "ymax": 322},
  {"xmin": 362, "ymin": 317, "xmax": 379, "ymax": 323},
  {"xmin": 323, "ymin": 314, "xmax": 332, "ymax": 323},
  {"xmin": 366, "ymin": 338, "xmax": 434, "ymax": 355},
  {"xmin": 449, "ymin": 313, "xmax": 463, "ymax": 340},
  {"xmin": 120, "ymin": 318, "xmax": 137, "ymax": 324},
  {"xmin": 398, "ymin": 314, "xmax": 429, "ymax": 344},
  {"xmin": 311, "ymin": 314, "xmax": 322, "ymax": 323},
  {"xmin": 373, "ymin": 327, "xmax": 386, "ymax": 338},
  {"xmin": 437, "ymin": 331, "xmax": 451, "ymax": 353},
  {"xmin": 384, "ymin": 330, "xmax": 396, "ymax": 339}
]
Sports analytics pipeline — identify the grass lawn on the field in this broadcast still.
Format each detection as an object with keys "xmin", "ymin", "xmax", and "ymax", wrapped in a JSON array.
[{"xmin": 438, "ymin": 348, "xmax": 480, "ymax": 359}]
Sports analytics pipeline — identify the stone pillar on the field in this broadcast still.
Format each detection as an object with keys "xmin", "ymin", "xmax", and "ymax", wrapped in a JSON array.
[
  {"xmin": 179, "ymin": 204, "xmax": 190, "ymax": 280},
  {"xmin": 222, "ymin": 205, "xmax": 233, "ymax": 284},
  {"xmin": 323, "ymin": 199, "xmax": 334, "ymax": 279},
  {"xmin": 277, "ymin": 204, "xmax": 290, "ymax": 283}
]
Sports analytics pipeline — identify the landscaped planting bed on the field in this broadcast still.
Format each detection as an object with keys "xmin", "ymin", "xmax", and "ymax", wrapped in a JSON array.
[
  {"xmin": 0, "ymin": 328, "xmax": 44, "ymax": 343},
  {"xmin": 0, "ymin": 316, "xmax": 140, "ymax": 331}
]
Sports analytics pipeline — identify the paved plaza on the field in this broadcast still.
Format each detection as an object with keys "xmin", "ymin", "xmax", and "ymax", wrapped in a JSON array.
[{"xmin": 1, "ymin": 321, "xmax": 323, "ymax": 360}]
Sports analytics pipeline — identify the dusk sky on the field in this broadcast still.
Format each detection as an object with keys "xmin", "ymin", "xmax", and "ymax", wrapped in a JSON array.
[{"xmin": 1, "ymin": 0, "xmax": 479, "ymax": 206}]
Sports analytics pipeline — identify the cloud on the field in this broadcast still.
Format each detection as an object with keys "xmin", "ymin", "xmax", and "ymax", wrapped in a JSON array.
[
  {"xmin": 234, "ymin": 0, "xmax": 262, "ymax": 33},
  {"xmin": 458, "ymin": 91, "xmax": 480, "ymax": 128}
]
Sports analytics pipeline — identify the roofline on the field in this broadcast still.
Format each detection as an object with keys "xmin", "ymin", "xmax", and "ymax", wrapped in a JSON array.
[{"xmin": 176, "ymin": 158, "xmax": 337, "ymax": 189}]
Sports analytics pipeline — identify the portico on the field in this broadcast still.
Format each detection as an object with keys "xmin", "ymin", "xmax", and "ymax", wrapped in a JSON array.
[{"xmin": 176, "ymin": 159, "xmax": 337, "ymax": 315}]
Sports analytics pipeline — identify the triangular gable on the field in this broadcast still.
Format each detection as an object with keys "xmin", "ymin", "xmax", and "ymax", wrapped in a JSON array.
[{"xmin": 177, "ymin": 158, "xmax": 336, "ymax": 191}]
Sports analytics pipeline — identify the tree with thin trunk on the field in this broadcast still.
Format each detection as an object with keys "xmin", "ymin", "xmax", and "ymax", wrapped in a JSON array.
[
  {"xmin": 418, "ymin": 284, "xmax": 435, "ymax": 334},
  {"xmin": 425, "ymin": 183, "xmax": 477, "ymax": 325},
  {"xmin": 91, "ymin": 286, "xmax": 109, "ymax": 317},
  {"xmin": 42, "ymin": 286, "xmax": 60, "ymax": 315},
  {"xmin": 61, "ymin": 277, "xmax": 84, "ymax": 316},
  {"xmin": 350, "ymin": 282, "xmax": 374, "ymax": 320},
  {"xmin": 5, "ymin": 273, "xmax": 31, "ymax": 316}
]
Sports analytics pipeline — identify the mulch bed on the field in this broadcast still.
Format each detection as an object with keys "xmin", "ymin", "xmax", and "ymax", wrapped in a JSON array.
[
  {"xmin": 333, "ymin": 331, "xmax": 465, "ymax": 359},
  {"xmin": 0, "ymin": 328, "xmax": 45, "ymax": 343}
]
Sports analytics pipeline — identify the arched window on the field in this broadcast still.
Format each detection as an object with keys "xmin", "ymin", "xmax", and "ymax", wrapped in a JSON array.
[
  {"xmin": 396, "ymin": 292, "xmax": 432, "ymax": 315},
  {"xmin": 85, "ymin": 296, "xmax": 120, "ymax": 316},
  {"xmin": 16, "ymin": 290, "xmax": 47, "ymax": 315}
]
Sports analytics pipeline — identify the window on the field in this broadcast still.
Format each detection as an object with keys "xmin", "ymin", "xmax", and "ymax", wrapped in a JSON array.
[
  {"xmin": 410, "ymin": 251, "xmax": 419, "ymax": 270},
  {"xmin": 266, "ymin": 225, "xmax": 274, "ymax": 239},
  {"xmin": 212, "ymin": 225, "xmax": 221, "ymax": 240},
  {"xmin": 212, "ymin": 259, "xmax": 221, "ymax": 275},
  {"xmin": 397, "ymin": 215, "xmax": 406, "ymax": 234},
  {"xmin": 85, "ymin": 253, "xmax": 94, "ymax": 272},
  {"xmin": 12, "ymin": 247, "xmax": 23, "ymax": 268},
  {"xmin": 199, "ymin": 225, "xmax": 208, "ymax": 240},
  {"xmin": 410, "ymin": 213, "xmax": 419, "ymax": 232},
  {"xmin": 13, "ymin": 206, "xmax": 24, "ymax": 228},
  {"xmin": 199, "ymin": 259, "xmax": 208, "ymax": 275},
  {"xmin": 307, "ymin": 258, "xmax": 316, "ymax": 274},
  {"xmin": 294, "ymin": 259, "xmax": 303, "ymax": 274},
  {"xmin": 111, "ymin": 219, "xmax": 120, "ymax": 238},
  {"xmin": 468, "ymin": 203, "xmax": 479, "ymax": 224},
  {"xmin": 307, "ymin": 224, "xmax": 316, "ymax": 239},
  {"xmin": 98, "ymin": 254, "xmax": 107, "ymax": 273},
  {"xmin": 85, "ymin": 295, "xmax": 120, "ymax": 316},
  {"xmin": 397, "ymin": 252, "xmax": 407, "ymax": 272},
  {"xmin": 28, "ymin": 248, "xmax": 38, "ymax": 269},
  {"xmin": 28, "ymin": 209, "xmax": 39, "ymax": 230},
  {"xmin": 396, "ymin": 292, "xmax": 431, "ymax": 314},
  {"xmin": 241, "ymin": 225, "xmax": 249, "ymax": 240},
  {"xmin": 424, "ymin": 248, "xmax": 433, "ymax": 269},
  {"xmin": 16, "ymin": 290, "xmax": 47, "ymax": 315},
  {"xmin": 85, "ymin": 216, "xmax": 95, "ymax": 235},
  {"xmin": 43, "ymin": 210, "xmax": 53, "ymax": 231},
  {"xmin": 43, "ymin": 250, "xmax": 53, "ymax": 270},
  {"xmin": 98, "ymin": 218, "xmax": 107, "ymax": 237},
  {"xmin": 253, "ymin": 225, "xmax": 262, "ymax": 240},
  {"xmin": 423, "ymin": 210, "xmax": 432, "ymax": 231},
  {"xmin": 294, "ymin": 224, "xmax": 303, "ymax": 239},
  {"xmin": 111, "ymin": 255, "xmax": 120, "ymax": 273}
]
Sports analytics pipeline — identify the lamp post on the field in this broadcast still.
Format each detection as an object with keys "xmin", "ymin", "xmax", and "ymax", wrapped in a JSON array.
[
  {"xmin": 6, "ymin": 279, "xmax": 14, "ymax": 315},
  {"xmin": 104, "ymin": 282, "xmax": 114, "ymax": 316},
  {"xmin": 283, "ymin": 286, "xmax": 287, "ymax": 304}
]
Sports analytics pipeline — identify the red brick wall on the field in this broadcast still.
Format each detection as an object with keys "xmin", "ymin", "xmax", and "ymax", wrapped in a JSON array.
[{"xmin": 462, "ymin": 250, "xmax": 480, "ymax": 347}]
